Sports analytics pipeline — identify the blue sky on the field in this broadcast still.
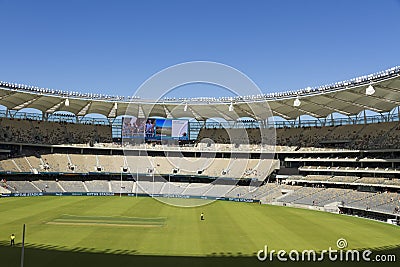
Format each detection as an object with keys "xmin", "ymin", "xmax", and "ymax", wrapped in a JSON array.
[{"xmin": 0, "ymin": 0, "xmax": 399, "ymax": 99}]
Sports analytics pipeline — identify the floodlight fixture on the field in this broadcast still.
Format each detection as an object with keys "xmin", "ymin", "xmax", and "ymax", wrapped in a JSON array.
[{"xmin": 293, "ymin": 98, "xmax": 301, "ymax": 107}]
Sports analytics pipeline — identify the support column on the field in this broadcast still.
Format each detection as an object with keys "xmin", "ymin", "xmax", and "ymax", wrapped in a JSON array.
[
  {"xmin": 363, "ymin": 110, "xmax": 367, "ymax": 125},
  {"xmin": 398, "ymin": 106, "xmax": 400, "ymax": 124}
]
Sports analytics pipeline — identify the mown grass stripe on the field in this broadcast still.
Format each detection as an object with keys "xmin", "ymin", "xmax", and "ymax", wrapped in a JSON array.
[
  {"xmin": 49, "ymin": 214, "xmax": 167, "ymax": 227},
  {"xmin": 53, "ymin": 219, "xmax": 164, "ymax": 225},
  {"xmin": 58, "ymin": 214, "xmax": 166, "ymax": 222},
  {"xmin": 46, "ymin": 222, "xmax": 164, "ymax": 228}
]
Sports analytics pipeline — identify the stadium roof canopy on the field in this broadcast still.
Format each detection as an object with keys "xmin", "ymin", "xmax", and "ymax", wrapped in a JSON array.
[{"xmin": 0, "ymin": 67, "xmax": 399, "ymax": 121}]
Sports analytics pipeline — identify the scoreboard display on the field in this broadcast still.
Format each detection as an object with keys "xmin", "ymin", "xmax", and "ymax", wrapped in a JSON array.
[{"xmin": 122, "ymin": 117, "xmax": 189, "ymax": 141}]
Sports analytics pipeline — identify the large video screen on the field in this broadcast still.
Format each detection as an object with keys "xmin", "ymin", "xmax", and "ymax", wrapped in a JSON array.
[
  {"xmin": 122, "ymin": 117, "xmax": 189, "ymax": 140},
  {"xmin": 122, "ymin": 117, "xmax": 147, "ymax": 139}
]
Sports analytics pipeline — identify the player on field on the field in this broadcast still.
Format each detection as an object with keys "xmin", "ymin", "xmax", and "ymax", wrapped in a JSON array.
[{"xmin": 10, "ymin": 234, "xmax": 15, "ymax": 246}]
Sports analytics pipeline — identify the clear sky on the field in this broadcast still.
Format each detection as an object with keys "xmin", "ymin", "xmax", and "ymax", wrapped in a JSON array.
[{"xmin": 0, "ymin": 0, "xmax": 399, "ymax": 99}]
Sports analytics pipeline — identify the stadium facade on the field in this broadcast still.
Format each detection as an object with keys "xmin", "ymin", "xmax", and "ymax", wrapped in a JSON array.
[{"xmin": 1, "ymin": 66, "xmax": 400, "ymax": 224}]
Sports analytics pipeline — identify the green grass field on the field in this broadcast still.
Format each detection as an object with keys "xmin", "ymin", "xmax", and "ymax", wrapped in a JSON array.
[{"xmin": 1, "ymin": 196, "xmax": 400, "ymax": 267}]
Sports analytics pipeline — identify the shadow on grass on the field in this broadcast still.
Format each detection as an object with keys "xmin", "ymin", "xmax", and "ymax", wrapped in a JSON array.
[{"xmin": 0, "ymin": 241, "xmax": 399, "ymax": 267}]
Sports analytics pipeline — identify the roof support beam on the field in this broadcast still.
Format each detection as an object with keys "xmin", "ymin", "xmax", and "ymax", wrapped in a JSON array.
[
  {"xmin": 77, "ymin": 102, "xmax": 92, "ymax": 116},
  {"xmin": 45, "ymin": 100, "xmax": 64, "ymax": 113},
  {"xmin": 375, "ymin": 84, "xmax": 400, "ymax": 94},
  {"xmin": 235, "ymin": 104, "xmax": 258, "ymax": 120},
  {"xmin": 279, "ymin": 101, "xmax": 321, "ymax": 118},
  {"xmin": 209, "ymin": 104, "xmax": 237, "ymax": 121},
  {"xmin": 320, "ymin": 94, "xmax": 382, "ymax": 113},
  {"xmin": 187, "ymin": 106, "xmax": 204, "ymax": 121},
  {"xmin": 300, "ymin": 98, "xmax": 351, "ymax": 116},
  {"xmin": 138, "ymin": 105, "xmax": 145, "ymax": 118},
  {"xmin": 345, "ymin": 89, "xmax": 400, "ymax": 106},
  {"xmin": 271, "ymin": 109, "xmax": 290, "ymax": 120},
  {"xmin": 163, "ymin": 105, "xmax": 173, "ymax": 119},
  {"xmin": 12, "ymin": 97, "xmax": 39, "ymax": 110},
  {"xmin": 107, "ymin": 104, "xmax": 117, "ymax": 118},
  {"xmin": 0, "ymin": 92, "xmax": 16, "ymax": 101}
]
